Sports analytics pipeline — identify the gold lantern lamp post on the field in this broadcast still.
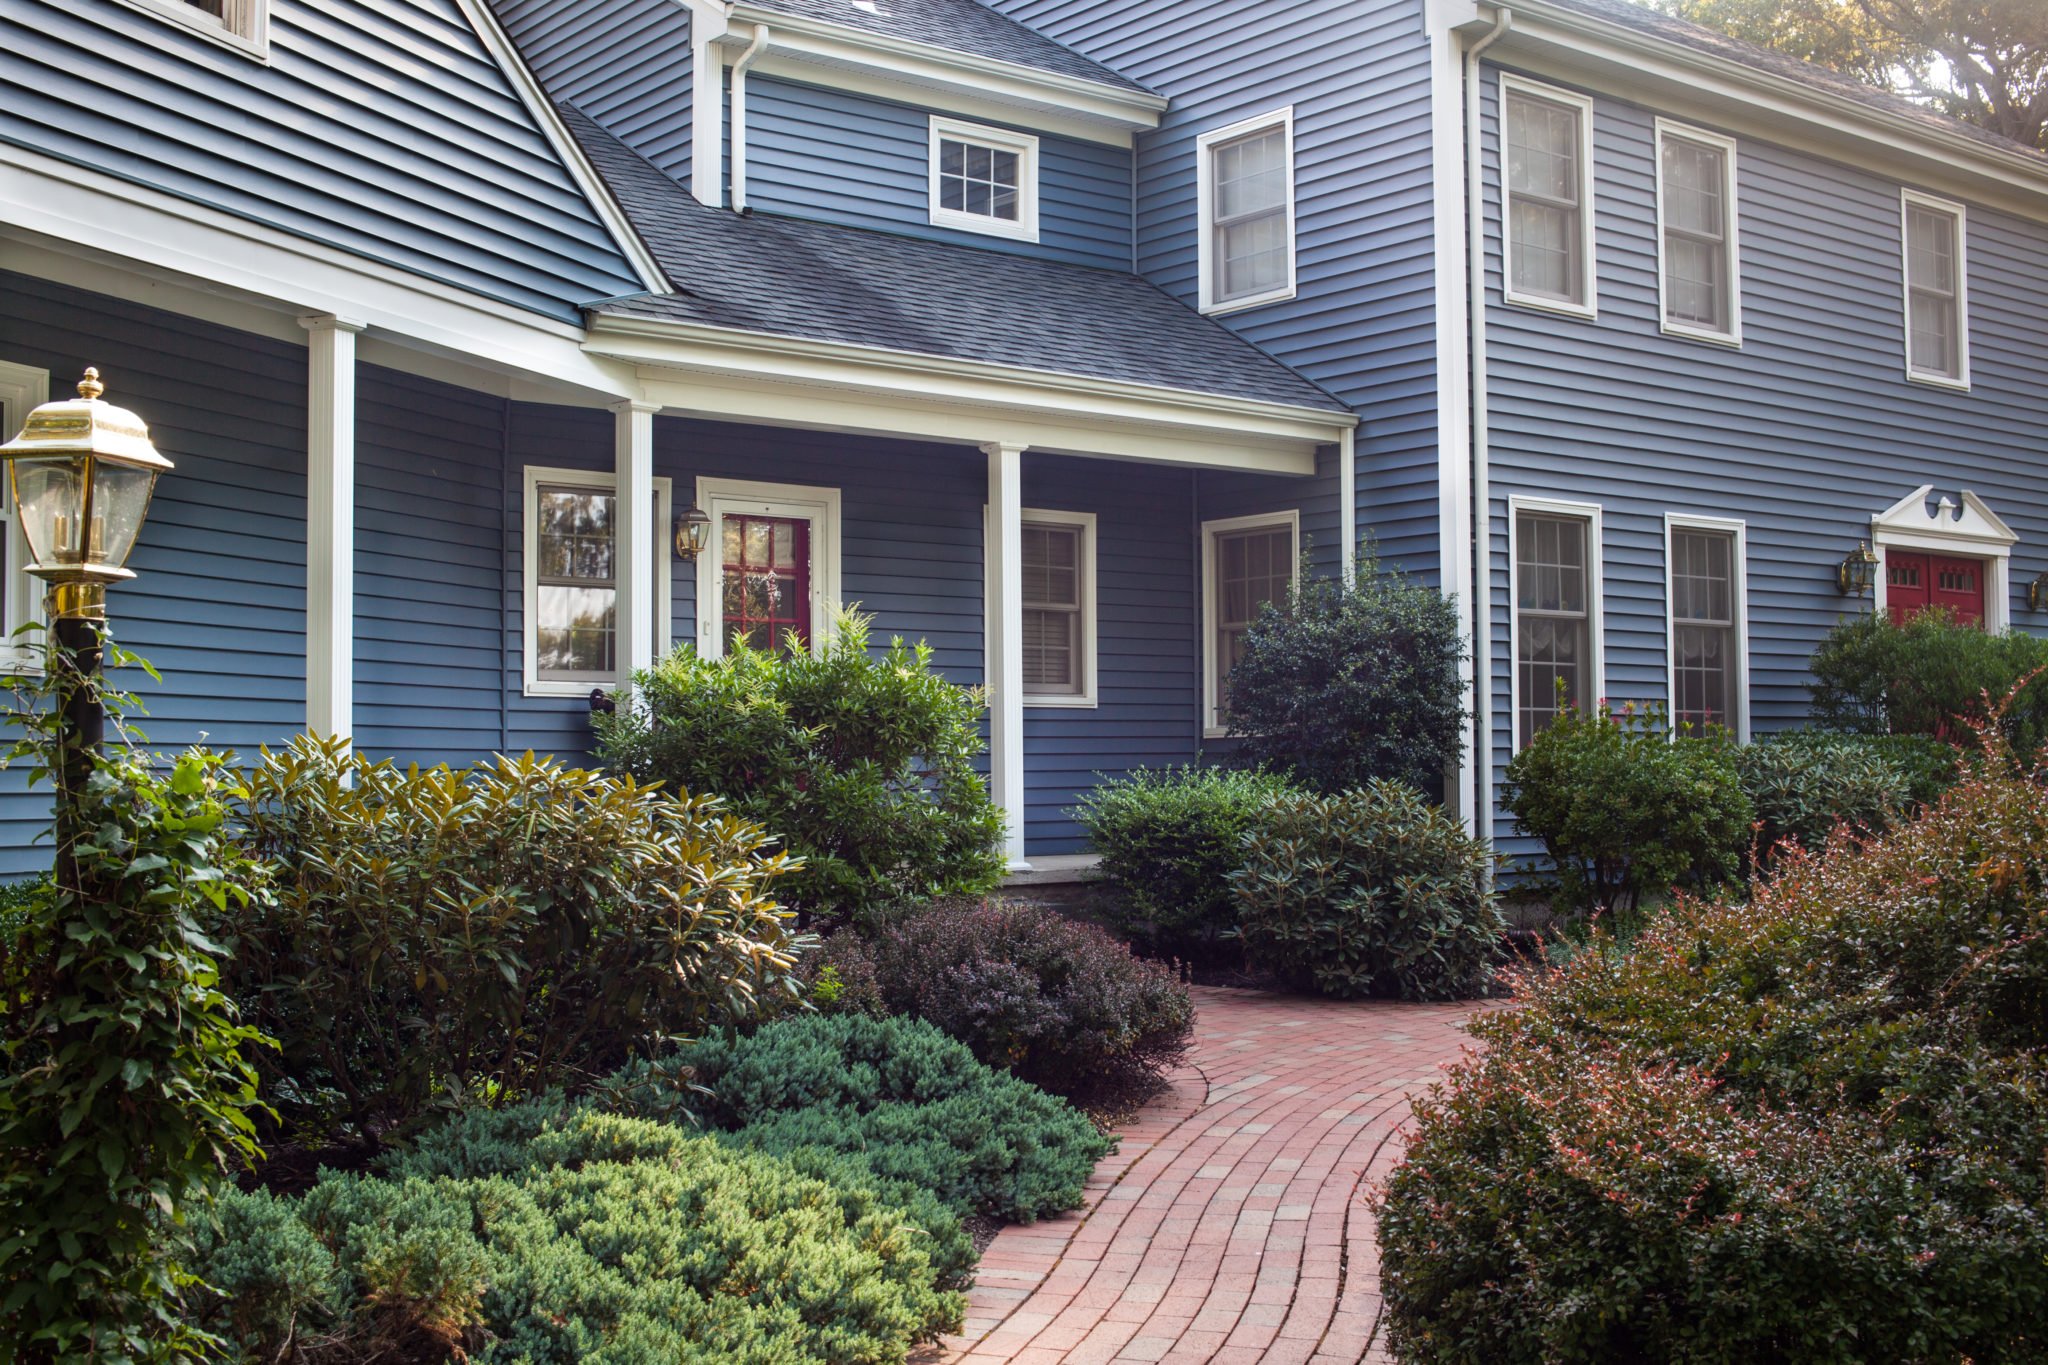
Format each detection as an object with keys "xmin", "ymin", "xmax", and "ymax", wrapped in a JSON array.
[{"xmin": 0, "ymin": 369, "xmax": 173, "ymax": 830}]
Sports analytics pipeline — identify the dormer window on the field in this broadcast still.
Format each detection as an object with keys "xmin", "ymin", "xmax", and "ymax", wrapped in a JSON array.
[
  {"xmin": 115, "ymin": 0, "xmax": 269, "ymax": 57},
  {"xmin": 929, "ymin": 118, "xmax": 1040, "ymax": 243}
]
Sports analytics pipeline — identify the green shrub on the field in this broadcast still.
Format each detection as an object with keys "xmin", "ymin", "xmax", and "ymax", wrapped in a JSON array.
[
  {"xmin": 1501, "ymin": 702, "xmax": 1752, "ymax": 920},
  {"xmin": 1810, "ymin": 608, "xmax": 2048, "ymax": 749},
  {"xmin": 1228, "ymin": 781, "xmax": 1502, "ymax": 999},
  {"xmin": 1224, "ymin": 547, "xmax": 1467, "ymax": 794},
  {"xmin": 226, "ymin": 736, "xmax": 802, "ymax": 1145},
  {"xmin": 806, "ymin": 901, "xmax": 1193, "ymax": 1103},
  {"xmin": 1073, "ymin": 765, "xmax": 1300, "ymax": 954},
  {"xmin": 0, "ymin": 644, "xmax": 270, "ymax": 1361},
  {"xmin": 1733, "ymin": 731, "xmax": 1913, "ymax": 864},
  {"xmin": 194, "ymin": 1133, "xmax": 962, "ymax": 1364},
  {"xmin": 594, "ymin": 611, "xmax": 1005, "ymax": 924},
  {"xmin": 1377, "ymin": 728, "xmax": 2048, "ymax": 1364}
]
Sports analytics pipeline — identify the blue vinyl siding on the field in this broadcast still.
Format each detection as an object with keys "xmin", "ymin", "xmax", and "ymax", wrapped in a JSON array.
[
  {"xmin": 0, "ymin": 0, "xmax": 642, "ymax": 320},
  {"xmin": 493, "ymin": 0, "xmax": 693, "ymax": 184},
  {"xmin": 744, "ymin": 77, "xmax": 1135, "ymax": 271},
  {"xmin": 985, "ymin": 0, "xmax": 1442, "ymax": 582},
  {"xmin": 1477, "ymin": 65, "xmax": 2048, "ymax": 858}
]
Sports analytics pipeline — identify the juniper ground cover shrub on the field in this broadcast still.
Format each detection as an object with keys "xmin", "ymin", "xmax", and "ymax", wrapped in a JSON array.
[
  {"xmin": 1228, "ymin": 782, "xmax": 1502, "ymax": 999},
  {"xmin": 1073, "ymin": 765, "xmax": 1300, "ymax": 955},
  {"xmin": 225, "ymin": 736, "xmax": 802, "ymax": 1146},
  {"xmin": 595, "ymin": 612, "xmax": 1005, "ymax": 922},
  {"xmin": 806, "ymin": 900, "xmax": 1194, "ymax": 1103},
  {"xmin": 1377, "ymin": 725, "xmax": 2048, "ymax": 1364},
  {"xmin": 1501, "ymin": 701, "xmax": 1752, "ymax": 921}
]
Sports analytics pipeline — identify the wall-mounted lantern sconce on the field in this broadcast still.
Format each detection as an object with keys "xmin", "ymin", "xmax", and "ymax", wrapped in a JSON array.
[
  {"xmin": 2030, "ymin": 574, "xmax": 2048, "ymax": 613},
  {"xmin": 674, "ymin": 503, "xmax": 711, "ymax": 561},
  {"xmin": 1836, "ymin": 540, "xmax": 1879, "ymax": 597}
]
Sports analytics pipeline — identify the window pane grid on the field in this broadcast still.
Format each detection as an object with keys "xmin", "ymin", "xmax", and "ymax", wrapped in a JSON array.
[
  {"xmin": 1210, "ymin": 127, "xmax": 1288, "ymax": 303},
  {"xmin": 1505, "ymin": 91, "xmax": 1585, "ymax": 305},
  {"xmin": 1906, "ymin": 204, "xmax": 1962, "ymax": 377},
  {"xmin": 536, "ymin": 486, "xmax": 616, "ymax": 680},
  {"xmin": 1516, "ymin": 512, "xmax": 1591, "ymax": 747},
  {"xmin": 1670, "ymin": 527, "xmax": 1737, "ymax": 733},
  {"xmin": 938, "ymin": 137, "xmax": 1021, "ymax": 222},
  {"xmin": 1211, "ymin": 523, "xmax": 1293, "ymax": 724},
  {"xmin": 1661, "ymin": 134, "xmax": 1731, "ymax": 332},
  {"xmin": 1022, "ymin": 522, "xmax": 1084, "ymax": 696}
]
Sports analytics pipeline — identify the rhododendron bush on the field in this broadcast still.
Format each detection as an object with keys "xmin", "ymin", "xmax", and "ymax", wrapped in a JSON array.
[{"xmin": 1376, "ymin": 717, "xmax": 2048, "ymax": 1364}]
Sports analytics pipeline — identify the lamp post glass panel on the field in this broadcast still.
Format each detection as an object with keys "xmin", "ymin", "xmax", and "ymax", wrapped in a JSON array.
[{"xmin": 0, "ymin": 368, "xmax": 172, "ymax": 840}]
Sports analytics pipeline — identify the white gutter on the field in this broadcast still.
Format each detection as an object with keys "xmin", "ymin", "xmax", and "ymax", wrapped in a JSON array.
[
  {"xmin": 1466, "ymin": 7, "xmax": 1511, "ymax": 847},
  {"xmin": 728, "ymin": 23, "xmax": 771, "ymax": 213}
]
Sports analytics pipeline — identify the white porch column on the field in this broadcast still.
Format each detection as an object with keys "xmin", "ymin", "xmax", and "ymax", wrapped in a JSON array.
[
  {"xmin": 613, "ymin": 400, "xmax": 662, "ymax": 690},
  {"xmin": 983, "ymin": 441, "xmax": 1030, "ymax": 870},
  {"xmin": 299, "ymin": 313, "xmax": 365, "ymax": 741}
]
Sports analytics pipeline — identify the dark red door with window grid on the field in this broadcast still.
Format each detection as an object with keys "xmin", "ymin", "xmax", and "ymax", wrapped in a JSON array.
[
  {"xmin": 722, "ymin": 515, "xmax": 811, "ymax": 652},
  {"xmin": 1887, "ymin": 551, "xmax": 1986, "ymax": 627}
]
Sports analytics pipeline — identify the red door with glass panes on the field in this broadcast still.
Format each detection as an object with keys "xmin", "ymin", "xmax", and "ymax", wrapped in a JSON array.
[
  {"xmin": 1887, "ymin": 551, "xmax": 1985, "ymax": 626},
  {"xmin": 721, "ymin": 515, "xmax": 811, "ymax": 652}
]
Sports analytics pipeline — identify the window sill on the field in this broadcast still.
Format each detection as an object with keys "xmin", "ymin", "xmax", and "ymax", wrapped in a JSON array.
[
  {"xmin": 1906, "ymin": 368, "xmax": 1971, "ymax": 393},
  {"xmin": 1025, "ymin": 695, "xmax": 1097, "ymax": 710},
  {"xmin": 1503, "ymin": 289, "xmax": 1598, "ymax": 321},
  {"xmin": 1202, "ymin": 284, "xmax": 1297, "ymax": 318},
  {"xmin": 525, "ymin": 679, "xmax": 617, "ymax": 700},
  {"xmin": 1661, "ymin": 319, "xmax": 1742, "ymax": 349},
  {"xmin": 109, "ymin": 0, "xmax": 270, "ymax": 60},
  {"xmin": 930, "ymin": 208, "xmax": 1040, "ymax": 243}
]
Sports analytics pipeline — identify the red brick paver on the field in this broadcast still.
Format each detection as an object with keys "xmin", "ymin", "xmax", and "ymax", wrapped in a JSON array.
[{"xmin": 941, "ymin": 986, "xmax": 1479, "ymax": 1365}]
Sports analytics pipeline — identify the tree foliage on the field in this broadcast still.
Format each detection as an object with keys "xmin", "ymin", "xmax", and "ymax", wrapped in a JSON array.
[{"xmin": 1652, "ymin": 0, "xmax": 2048, "ymax": 150}]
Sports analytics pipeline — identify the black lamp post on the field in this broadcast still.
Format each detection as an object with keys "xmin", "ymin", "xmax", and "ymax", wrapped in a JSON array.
[{"xmin": 0, "ymin": 369, "xmax": 173, "ymax": 860}]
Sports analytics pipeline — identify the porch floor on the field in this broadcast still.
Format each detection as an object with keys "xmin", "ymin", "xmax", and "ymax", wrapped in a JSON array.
[{"xmin": 937, "ymin": 986, "xmax": 1482, "ymax": 1364}]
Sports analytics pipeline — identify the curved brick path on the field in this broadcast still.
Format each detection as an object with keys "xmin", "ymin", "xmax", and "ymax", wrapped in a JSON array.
[{"xmin": 939, "ymin": 986, "xmax": 1480, "ymax": 1365}]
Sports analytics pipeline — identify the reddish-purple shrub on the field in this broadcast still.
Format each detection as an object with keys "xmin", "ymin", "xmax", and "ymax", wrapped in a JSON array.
[{"xmin": 1376, "ymin": 724, "xmax": 2048, "ymax": 1364}]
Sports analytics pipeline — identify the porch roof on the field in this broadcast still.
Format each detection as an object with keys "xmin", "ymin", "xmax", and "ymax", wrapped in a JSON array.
[{"xmin": 562, "ymin": 109, "xmax": 1347, "ymax": 418}]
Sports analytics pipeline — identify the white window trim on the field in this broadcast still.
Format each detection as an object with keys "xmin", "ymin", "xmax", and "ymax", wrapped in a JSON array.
[
  {"xmin": 982, "ymin": 506, "xmax": 1098, "ymax": 708},
  {"xmin": 109, "ymin": 0, "xmax": 270, "ymax": 60},
  {"xmin": 1498, "ymin": 73, "xmax": 1599, "ymax": 321},
  {"xmin": 0, "ymin": 361, "xmax": 48, "ymax": 676},
  {"xmin": 1653, "ymin": 119, "xmax": 1742, "ymax": 347},
  {"xmin": 521, "ymin": 465, "xmax": 673, "ymax": 698},
  {"xmin": 694, "ymin": 476, "xmax": 844, "ymax": 661},
  {"xmin": 1900, "ymin": 187, "xmax": 1972, "ymax": 390},
  {"xmin": 1663, "ymin": 513, "xmax": 1749, "ymax": 741},
  {"xmin": 1507, "ymin": 495, "xmax": 1606, "ymax": 750},
  {"xmin": 928, "ymin": 116, "xmax": 1041, "ymax": 243},
  {"xmin": 1196, "ymin": 107, "xmax": 1298, "ymax": 317},
  {"xmin": 1200, "ymin": 509, "xmax": 1300, "ymax": 737},
  {"xmin": 1869, "ymin": 485, "xmax": 2014, "ymax": 631}
]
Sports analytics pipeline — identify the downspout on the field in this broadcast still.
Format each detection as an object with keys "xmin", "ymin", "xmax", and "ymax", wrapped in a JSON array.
[
  {"xmin": 1339, "ymin": 427, "xmax": 1357, "ymax": 581},
  {"xmin": 728, "ymin": 23, "xmax": 770, "ymax": 213},
  {"xmin": 1466, "ymin": 6, "xmax": 1511, "ymax": 845}
]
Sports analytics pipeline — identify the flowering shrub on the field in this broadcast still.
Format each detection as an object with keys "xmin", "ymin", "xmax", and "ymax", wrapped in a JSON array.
[
  {"xmin": 1229, "ymin": 782, "xmax": 1502, "ymax": 999},
  {"xmin": 1377, "ymin": 724, "xmax": 2048, "ymax": 1363},
  {"xmin": 806, "ymin": 900, "xmax": 1193, "ymax": 1103},
  {"xmin": 1501, "ymin": 700, "xmax": 1751, "ymax": 921}
]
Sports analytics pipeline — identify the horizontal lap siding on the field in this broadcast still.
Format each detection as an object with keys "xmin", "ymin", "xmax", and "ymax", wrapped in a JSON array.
[
  {"xmin": 493, "ymin": 0, "xmax": 693, "ymax": 183},
  {"xmin": 0, "ymin": 0, "xmax": 640, "ymax": 319},
  {"xmin": 744, "ymin": 76, "xmax": 1135, "ymax": 270},
  {"xmin": 1478, "ymin": 65, "xmax": 2048, "ymax": 862},
  {"xmin": 0, "ymin": 272, "xmax": 308, "ymax": 875},
  {"xmin": 988, "ymin": 0, "xmax": 1441, "ymax": 582}
]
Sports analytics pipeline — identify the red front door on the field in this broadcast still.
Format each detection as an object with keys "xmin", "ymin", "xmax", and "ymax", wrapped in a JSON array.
[
  {"xmin": 1887, "ymin": 551, "xmax": 1986, "ymax": 627},
  {"xmin": 722, "ymin": 514, "xmax": 812, "ymax": 652}
]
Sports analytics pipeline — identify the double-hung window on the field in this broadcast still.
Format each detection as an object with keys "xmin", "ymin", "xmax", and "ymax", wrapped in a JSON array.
[
  {"xmin": 1501, "ymin": 77, "xmax": 1596, "ymax": 316},
  {"xmin": 1512, "ymin": 502, "xmax": 1601, "ymax": 748},
  {"xmin": 1656, "ymin": 121, "xmax": 1740, "ymax": 343},
  {"xmin": 1666, "ymin": 519, "xmax": 1746, "ymax": 738},
  {"xmin": 1197, "ymin": 109, "xmax": 1296, "ymax": 314},
  {"xmin": 1202, "ymin": 512, "xmax": 1297, "ymax": 734},
  {"xmin": 115, "ymin": 0, "xmax": 269, "ymax": 56},
  {"xmin": 1902, "ymin": 190, "xmax": 1969, "ymax": 387},
  {"xmin": 989, "ymin": 509, "xmax": 1096, "ymax": 706},
  {"xmin": 522, "ymin": 467, "xmax": 672, "ymax": 696},
  {"xmin": 929, "ymin": 118, "xmax": 1039, "ymax": 242}
]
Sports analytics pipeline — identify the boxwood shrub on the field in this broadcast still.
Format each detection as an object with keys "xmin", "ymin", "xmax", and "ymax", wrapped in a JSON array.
[
  {"xmin": 1377, "ymin": 730, "xmax": 2048, "ymax": 1363},
  {"xmin": 1229, "ymin": 781, "xmax": 1502, "ymax": 1000},
  {"xmin": 1072, "ymin": 765, "xmax": 1300, "ymax": 954},
  {"xmin": 1809, "ymin": 607, "xmax": 2048, "ymax": 751}
]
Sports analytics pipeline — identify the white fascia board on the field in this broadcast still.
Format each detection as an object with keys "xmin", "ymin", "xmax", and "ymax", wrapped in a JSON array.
[
  {"xmin": 1484, "ymin": 1, "xmax": 2048, "ymax": 222},
  {"xmin": 1, "ymin": 145, "xmax": 640, "ymax": 403},
  {"xmin": 451, "ymin": 0, "xmax": 672, "ymax": 293},
  {"xmin": 722, "ymin": 7, "xmax": 1166, "ymax": 146},
  {"xmin": 586, "ymin": 315, "xmax": 1350, "ymax": 469}
]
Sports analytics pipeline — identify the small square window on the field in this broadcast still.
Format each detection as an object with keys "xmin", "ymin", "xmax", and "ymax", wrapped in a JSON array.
[
  {"xmin": 929, "ymin": 118, "xmax": 1039, "ymax": 242},
  {"xmin": 112, "ymin": 0, "xmax": 269, "ymax": 57}
]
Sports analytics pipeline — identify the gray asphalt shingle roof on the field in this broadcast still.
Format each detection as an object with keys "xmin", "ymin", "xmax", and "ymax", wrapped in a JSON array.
[
  {"xmin": 564, "ymin": 108, "xmax": 1345, "ymax": 414},
  {"xmin": 1554, "ymin": 0, "xmax": 2048, "ymax": 165},
  {"xmin": 739, "ymin": 0, "xmax": 1153, "ymax": 94}
]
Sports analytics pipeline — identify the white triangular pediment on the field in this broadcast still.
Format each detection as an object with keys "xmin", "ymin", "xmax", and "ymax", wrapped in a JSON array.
[{"xmin": 1870, "ymin": 485, "xmax": 2018, "ymax": 551}]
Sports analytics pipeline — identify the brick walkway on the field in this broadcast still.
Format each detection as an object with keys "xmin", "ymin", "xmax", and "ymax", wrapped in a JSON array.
[{"xmin": 940, "ymin": 985, "xmax": 1480, "ymax": 1365}]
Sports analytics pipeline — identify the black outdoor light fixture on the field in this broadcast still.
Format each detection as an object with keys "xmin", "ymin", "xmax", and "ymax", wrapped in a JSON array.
[{"xmin": 1836, "ymin": 540, "xmax": 1879, "ymax": 597}]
